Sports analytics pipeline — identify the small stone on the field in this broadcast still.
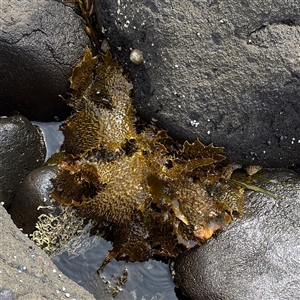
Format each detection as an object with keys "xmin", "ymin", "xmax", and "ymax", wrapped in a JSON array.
[{"xmin": 9, "ymin": 165, "xmax": 57, "ymax": 234}]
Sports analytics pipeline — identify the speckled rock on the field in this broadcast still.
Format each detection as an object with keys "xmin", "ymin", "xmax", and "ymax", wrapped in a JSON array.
[
  {"xmin": 94, "ymin": 0, "xmax": 300, "ymax": 167},
  {"xmin": 0, "ymin": 204, "xmax": 95, "ymax": 300},
  {"xmin": 0, "ymin": 0, "xmax": 91, "ymax": 121},
  {"xmin": 174, "ymin": 169, "xmax": 300, "ymax": 300},
  {"xmin": 9, "ymin": 166, "xmax": 58, "ymax": 234},
  {"xmin": 0, "ymin": 115, "xmax": 46, "ymax": 208}
]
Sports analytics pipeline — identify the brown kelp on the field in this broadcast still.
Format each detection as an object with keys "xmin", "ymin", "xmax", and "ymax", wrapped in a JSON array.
[{"xmin": 50, "ymin": 47, "xmax": 245, "ymax": 262}]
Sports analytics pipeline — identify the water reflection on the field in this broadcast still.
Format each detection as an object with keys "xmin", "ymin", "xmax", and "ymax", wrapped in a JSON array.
[
  {"xmin": 32, "ymin": 121, "xmax": 64, "ymax": 160},
  {"xmin": 51, "ymin": 227, "xmax": 177, "ymax": 300}
]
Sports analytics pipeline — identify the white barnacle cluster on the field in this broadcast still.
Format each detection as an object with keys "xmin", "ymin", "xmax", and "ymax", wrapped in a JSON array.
[
  {"xmin": 190, "ymin": 120, "xmax": 199, "ymax": 127},
  {"xmin": 291, "ymin": 137, "xmax": 300, "ymax": 145}
]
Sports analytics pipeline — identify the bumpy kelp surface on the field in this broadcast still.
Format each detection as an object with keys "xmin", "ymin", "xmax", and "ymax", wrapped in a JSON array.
[{"xmin": 50, "ymin": 47, "xmax": 245, "ymax": 262}]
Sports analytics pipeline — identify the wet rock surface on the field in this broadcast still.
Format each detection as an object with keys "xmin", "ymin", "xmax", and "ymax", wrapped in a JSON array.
[
  {"xmin": 0, "ymin": 115, "xmax": 46, "ymax": 208},
  {"xmin": 0, "ymin": 0, "xmax": 91, "ymax": 121},
  {"xmin": 94, "ymin": 0, "xmax": 300, "ymax": 167},
  {"xmin": 9, "ymin": 166, "xmax": 58, "ymax": 234},
  {"xmin": 174, "ymin": 169, "xmax": 300, "ymax": 300},
  {"xmin": 0, "ymin": 204, "xmax": 96, "ymax": 300}
]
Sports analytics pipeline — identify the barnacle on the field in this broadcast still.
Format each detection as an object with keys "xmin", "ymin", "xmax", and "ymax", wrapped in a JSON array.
[
  {"xmin": 50, "ymin": 47, "xmax": 246, "ymax": 262},
  {"xmin": 130, "ymin": 49, "xmax": 144, "ymax": 65}
]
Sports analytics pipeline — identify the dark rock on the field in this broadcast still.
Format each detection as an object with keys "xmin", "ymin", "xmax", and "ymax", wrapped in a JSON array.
[
  {"xmin": 94, "ymin": 0, "xmax": 300, "ymax": 167},
  {"xmin": 9, "ymin": 166, "xmax": 57, "ymax": 234},
  {"xmin": 174, "ymin": 169, "xmax": 300, "ymax": 300},
  {"xmin": 0, "ymin": 115, "xmax": 46, "ymax": 208},
  {"xmin": 0, "ymin": 0, "xmax": 91, "ymax": 121}
]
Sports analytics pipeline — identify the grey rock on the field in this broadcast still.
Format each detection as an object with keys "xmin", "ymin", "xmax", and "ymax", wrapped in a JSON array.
[
  {"xmin": 174, "ymin": 169, "xmax": 300, "ymax": 300},
  {"xmin": 9, "ymin": 166, "xmax": 58, "ymax": 234},
  {"xmin": 0, "ymin": 289, "xmax": 15, "ymax": 300},
  {"xmin": 0, "ymin": 0, "xmax": 91, "ymax": 121},
  {"xmin": 94, "ymin": 0, "xmax": 300, "ymax": 167},
  {"xmin": 0, "ymin": 204, "xmax": 95, "ymax": 300},
  {"xmin": 0, "ymin": 115, "xmax": 46, "ymax": 208}
]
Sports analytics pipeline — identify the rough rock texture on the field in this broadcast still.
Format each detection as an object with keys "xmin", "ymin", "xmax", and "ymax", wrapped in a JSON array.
[
  {"xmin": 0, "ymin": 204, "xmax": 95, "ymax": 300},
  {"xmin": 174, "ymin": 169, "xmax": 300, "ymax": 300},
  {"xmin": 94, "ymin": 0, "xmax": 300, "ymax": 167},
  {"xmin": 0, "ymin": 0, "xmax": 91, "ymax": 121},
  {"xmin": 9, "ymin": 166, "xmax": 58, "ymax": 234},
  {"xmin": 0, "ymin": 115, "xmax": 46, "ymax": 208}
]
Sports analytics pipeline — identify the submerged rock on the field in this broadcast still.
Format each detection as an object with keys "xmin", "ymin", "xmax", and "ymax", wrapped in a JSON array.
[
  {"xmin": 94, "ymin": 0, "xmax": 300, "ymax": 167},
  {"xmin": 0, "ymin": 0, "xmax": 91, "ymax": 121},
  {"xmin": 0, "ymin": 115, "xmax": 46, "ymax": 208},
  {"xmin": 174, "ymin": 169, "xmax": 300, "ymax": 300}
]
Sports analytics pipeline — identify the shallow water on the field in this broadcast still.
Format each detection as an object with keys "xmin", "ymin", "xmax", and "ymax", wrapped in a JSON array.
[
  {"xmin": 32, "ymin": 121, "xmax": 64, "ymax": 160},
  {"xmin": 51, "ymin": 230, "xmax": 178, "ymax": 300}
]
